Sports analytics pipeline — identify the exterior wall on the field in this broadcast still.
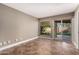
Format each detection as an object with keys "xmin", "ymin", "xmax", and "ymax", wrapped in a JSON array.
[{"xmin": 0, "ymin": 4, "xmax": 38, "ymax": 47}]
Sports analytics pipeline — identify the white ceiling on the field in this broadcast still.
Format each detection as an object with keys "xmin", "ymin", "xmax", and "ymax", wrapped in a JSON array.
[{"xmin": 3, "ymin": 3, "xmax": 78, "ymax": 18}]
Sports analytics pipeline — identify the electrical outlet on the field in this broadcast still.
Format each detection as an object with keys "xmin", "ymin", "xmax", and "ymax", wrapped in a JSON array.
[
  {"xmin": 3, "ymin": 41, "xmax": 7, "ymax": 45},
  {"xmin": 7, "ymin": 41, "xmax": 11, "ymax": 43},
  {"xmin": 15, "ymin": 39, "xmax": 19, "ymax": 41},
  {"xmin": 0, "ymin": 42, "xmax": 2, "ymax": 46}
]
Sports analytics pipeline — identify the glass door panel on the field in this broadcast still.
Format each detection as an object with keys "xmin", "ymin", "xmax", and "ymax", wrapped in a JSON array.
[
  {"xmin": 62, "ymin": 20, "xmax": 71, "ymax": 42},
  {"xmin": 54, "ymin": 21, "xmax": 62, "ymax": 39}
]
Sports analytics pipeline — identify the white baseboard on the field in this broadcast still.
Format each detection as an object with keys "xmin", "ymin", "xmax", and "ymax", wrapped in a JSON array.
[{"xmin": 0, "ymin": 36, "xmax": 39, "ymax": 51}]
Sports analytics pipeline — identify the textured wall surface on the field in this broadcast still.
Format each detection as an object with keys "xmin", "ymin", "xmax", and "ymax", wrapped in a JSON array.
[{"xmin": 0, "ymin": 4, "xmax": 38, "ymax": 47}]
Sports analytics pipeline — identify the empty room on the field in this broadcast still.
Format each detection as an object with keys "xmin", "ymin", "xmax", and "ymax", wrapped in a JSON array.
[{"xmin": 0, "ymin": 3, "xmax": 79, "ymax": 55}]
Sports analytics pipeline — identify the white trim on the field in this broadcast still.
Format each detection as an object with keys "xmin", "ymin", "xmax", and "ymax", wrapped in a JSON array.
[{"xmin": 0, "ymin": 36, "xmax": 39, "ymax": 51}]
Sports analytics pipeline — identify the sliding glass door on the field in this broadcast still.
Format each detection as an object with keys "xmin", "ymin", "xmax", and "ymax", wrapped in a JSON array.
[
  {"xmin": 54, "ymin": 20, "xmax": 71, "ymax": 42},
  {"xmin": 39, "ymin": 20, "xmax": 71, "ymax": 42}
]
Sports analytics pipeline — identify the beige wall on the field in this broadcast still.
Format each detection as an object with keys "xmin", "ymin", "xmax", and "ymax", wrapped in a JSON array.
[
  {"xmin": 0, "ymin": 4, "xmax": 38, "ymax": 47},
  {"xmin": 72, "ymin": 6, "xmax": 79, "ymax": 49}
]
